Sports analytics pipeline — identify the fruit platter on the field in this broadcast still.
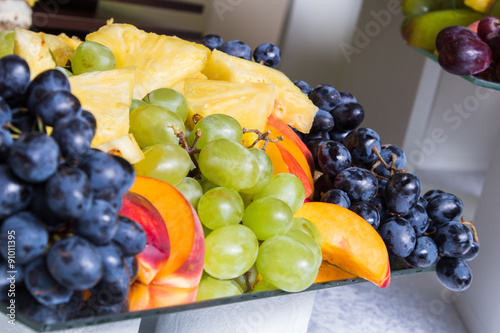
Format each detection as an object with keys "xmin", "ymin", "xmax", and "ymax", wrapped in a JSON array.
[
  {"xmin": 401, "ymin": 0, "xmax": 500, "ymax": 90},
  {"xmin": 0, "ymin": 17, "xmax": 481, "ymax": 332}
]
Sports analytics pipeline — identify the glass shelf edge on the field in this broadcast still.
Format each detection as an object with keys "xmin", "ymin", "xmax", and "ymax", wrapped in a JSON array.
[{"xmin": 1, "ymin": 266, "xmax": 435, "ymax": 332}]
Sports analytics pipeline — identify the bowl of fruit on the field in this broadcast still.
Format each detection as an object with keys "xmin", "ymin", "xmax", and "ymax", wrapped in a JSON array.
[{"xmin": 0, "ymin": 21, "xmax": 480, "ymax": 332}]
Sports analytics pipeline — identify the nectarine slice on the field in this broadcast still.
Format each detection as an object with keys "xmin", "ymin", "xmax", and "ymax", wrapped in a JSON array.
[
  {"xmin": 120, "ymin": 191, "xmax": 170, "ymax": 284},
  {"xmin": 295, "ymin": 202, "xmax": 390, "ymax": 288},
  {"xmin": 152, "ymin": 204, "xmax": 204, "ymax": 288},
  {"xmin": 315, "ymin": 260, "xmax": 357, "ymax": 283},
  {"xmin": 130, "ymin": 176, "xmax": 196, "ymax": 278}
]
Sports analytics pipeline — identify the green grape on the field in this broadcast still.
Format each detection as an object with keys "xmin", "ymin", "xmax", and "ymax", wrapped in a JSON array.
[
  {"xmin": 242, "ymin": 197, "xmax": 293, "ymax": 240},
  {"xmin": 233, "ymin": 265, "xmax": 258, "ymax": 292},
  {"xmin": 0, "ymin": 30, "xmax": 15, "ymax": 58},
  {"xmin": 202, "ymin": 224, "xmax": 212, "ymax": 237},
  {"xmin": 175, "ymin": 177, "xmax": 203, "ymax": 209},
  {"xmin": 291, "ymin": 217, "xmax": 322, "ymax": 248},
  {"xmin": 253, "ymin": 173, "xmax": 305, "ymax": 214},
  {"xmin": 196, "ymin": 273, "xmax": 244, "ymax": 301},
  {"xmin": 286, "ymin": 229, "xmax": 322, "ymax": 269},
  {"xmin": 134, "ymin": 143, "xmax": 191, "ymax": 186},
  {"xmin": 130, "ymin": 99, "xmax": 146, "ymax": 113},
  {"xmin": 256, "ymin": 235, "xmax": 317, "ymax": 292},
  {"xmin": 198, "ymin": 139, "xmax": 259, "ymax": 192},
  {"xmin": 187, "ymin": 114, "xmax": 242, "ymax": 150},
  {"xmin": 54, "ymin": 66, "xmax": 73, "ymax": 77},
  {"xmin": 71, "ymin": 41, "xmax": 117, "ymax": 75},
  {"xmin": 198, "ymin": 187, "xmax": 244, "ymax": 230},
  {"xmin": 142, "ymin": 88, "xmax": 189, "ymax": 122},
  {"xmin": 204, "ymin": 224, "xmax": 259, "ymax": 280},
  {"xmin": 239, "ymin": 191, "xmax": 254, "ymax": 208},
  {"xmin": 129, "ymin": 104, "xmax": 185, "ymax": 148},
  {"xmin": 252, "ymin": 279, "xmax": 277, "ymax": 293},
  {"xmin": 239, "ymin": 148, "xmax": 273, "ymax": 194},
  {"xmin": 200, "ymin": 177, "xmax": 219, "ymax": 193}
]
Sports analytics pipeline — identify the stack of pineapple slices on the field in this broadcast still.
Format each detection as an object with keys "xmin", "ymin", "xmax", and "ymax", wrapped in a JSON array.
[{"xmin": 12, "ymin": 22, "xmax": 318, "ymax": 162}]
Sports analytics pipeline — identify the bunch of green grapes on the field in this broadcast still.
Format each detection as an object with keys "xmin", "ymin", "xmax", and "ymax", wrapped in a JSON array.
[{"xmin": 129, "ymin": 93, "xmax": 322, "ymax": 299}]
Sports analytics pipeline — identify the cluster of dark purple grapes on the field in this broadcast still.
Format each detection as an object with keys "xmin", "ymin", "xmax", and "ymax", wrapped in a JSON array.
[
  {"xmin": 200, "ymin": 34, "xmax": 282, "ymax": 68},
  {"xmin": 292, "ymin": 79, "xmax": 479, "ymax": 292},
  {"xmin": 0, "ymin": 55, "xmax": 145, "ymax": 325},
  {"xmin": 437, "ymin": 16, "xmax": 500, "ymax": 80}
]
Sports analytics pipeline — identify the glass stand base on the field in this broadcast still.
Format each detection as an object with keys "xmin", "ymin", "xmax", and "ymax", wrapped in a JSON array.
[
  {"xmin": 0, "ymin": 318, "xmax": 142, "ymax": 333},
  {"xmin": 154, "ymin": 290, "xmax": 318, "ymax": 333}
]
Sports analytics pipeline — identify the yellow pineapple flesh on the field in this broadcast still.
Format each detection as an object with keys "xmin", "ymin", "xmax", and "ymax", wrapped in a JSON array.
[
  {"xmin": 14, "ymin": 28, "xmax": 55, "ymax": 78},
  {"xmin": 95, "ymin": 133, "xmax": 145, "ymax": 165},
  {"xmin": 183, "ymin": 79, "xmax": 276, "ymax": 146},
  {"xmin": 86, "ymin": 23, "xmax": 210, "ymax": 99},
  {"xmin": 57, "ymin": 33, "xmax": 82, "ymax": 50},
  {"xmin": 68, "ymin": 67, "xmax": 136, "ymax": 146},
  {"xmin": 201, "ymin": 49, "xmax": 318, "ymax": 133}
]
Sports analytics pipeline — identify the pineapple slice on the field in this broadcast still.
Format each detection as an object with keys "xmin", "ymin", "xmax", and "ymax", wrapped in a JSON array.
[
  {"xmin": 202, "ymin": 49, "xmax": 318, "ymax": 133},
  {"xmin": 43, "ymin": 33, "xmax": 75, "ymax": 67},
  {"xmin": 96, "ymin": 133, "xmax": 145, "ymax": 165},
  {"xmin": 69, "ymin": 67, "xmax": 136, "ymax": 146},
  {"xmin": 14, "ymin": 28, "xmax": 55, "ymax": 78},
  {"xmin": 86, "ymin": 23, "xmax": 210, "ymax": 99},
  {"xmin": 58, "ymin": 33, "xmax": 82, "ymax": 50},
  {"xmin": 183, "ymin": 79, "xmax": 276, "ymax": 146}
]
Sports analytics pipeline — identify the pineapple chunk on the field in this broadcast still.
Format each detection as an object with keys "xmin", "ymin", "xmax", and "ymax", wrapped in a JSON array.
[
  {"xmin": 96, "ymin": 133, "xmax": 145, "ymax": 165},
  {"xmin": 183, "ymin": 79, "xmax": 276, "ymax": 146},
  {"xmin": 58, "ymin": 33, "xmax": 82, "ymax": 50},
  {"xmin": 202, "ymin": 49, "xmax": 318, "ymax": 133},
  {"xmin": 43, "ymin": 33, "xmax": 75, "ymax": 67},
  {"xmin": 69, "ymin": 67, "xmax": 136, "ymax": 146},
  {"xmin": 14, "ymin": 28, "xmax": 56, "ymax": 78},
  {"xmin": 86, "ymin": 23, "xmax": 210, "ymax": 99}
]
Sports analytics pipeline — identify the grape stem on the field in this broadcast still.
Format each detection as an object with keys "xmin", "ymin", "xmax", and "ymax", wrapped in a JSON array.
[
  {"xmin": 461, "ymin": 217, "xmax": 479, "ymax": 243},
  {"xmin": 3, "ymin": 121, "xmax": 22, "ymax": 135},
  {"xmin": 173, "ymin": 125, "xmax": 202, "ymax": 178},
  {"xmin": 371, "ymin": 146, "xmax": 406, "ymax": 175},
  {"xmin": 243, "ymin": 128, "xmax": 283, "ymax": 149}
]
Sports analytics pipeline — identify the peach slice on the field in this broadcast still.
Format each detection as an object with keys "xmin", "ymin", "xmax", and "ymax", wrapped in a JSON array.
[
  {"xmin": 130, "ymin": 176, "xmax": 196, "ymax": 278},
  {"xmin": 128, "ymin": 282, "xmax": 198, "ymax": 311},
  {"xmin": 266, "ymin": 115, "xmax": 315, "ymax": 174},
  {"xmin": 295, "ymin": 202, "xmax": 390, "ymax": 288},
  {"xmin": 120, "ymin": 191, "xmax": 170, "ymax": 284},
  {"xmin": 152, "ymin": 204, "xmax": 205, "ymax": 288},
  {"xmin": 315, "ymin": 260, "xmax": 357, "ymax": 283}
]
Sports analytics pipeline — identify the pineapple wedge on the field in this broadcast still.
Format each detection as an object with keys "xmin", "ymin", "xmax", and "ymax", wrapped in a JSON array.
[
  {"xmin": 69, "ymin": 67, "xmax": 136, "ymax": 146},
  {"xmin": 58, "ymin": 33, "xmax": 82, "ymax": 50},
  {"xmin": 96, "ymin": 133, "xmax": 145, "ymax": 165},
  {"xmin": 14, "ymin": 28, "xmax": 56, "ymax": 78},
  {"xmin": 183, "ymin": 79, "xmax": 276, "ymax": 146},
  {"xmin": 86, "ymin": 23, "xmax": 210, "ymax": 99},
  {"xmin": 202, "ymin": 49, "xmax": 318, "ymax": 133}
]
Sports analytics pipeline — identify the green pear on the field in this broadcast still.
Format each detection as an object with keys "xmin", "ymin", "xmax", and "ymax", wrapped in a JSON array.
[{"xmin": 402, "ymin": 9, "xmax": 484, "ymax": 52}]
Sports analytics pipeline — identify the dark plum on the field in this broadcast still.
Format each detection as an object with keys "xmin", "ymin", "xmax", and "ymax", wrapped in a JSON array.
[
  {"xmin": 438, "ymin": 37, "xmax": 492, "ymax": 76},
  {"xmin": 477, "ymin": 16, "xmax": 500, "ymax": 43},
  {"xmin": 435, "ymin": 25, "xmax": 481, "ymax": 52}
]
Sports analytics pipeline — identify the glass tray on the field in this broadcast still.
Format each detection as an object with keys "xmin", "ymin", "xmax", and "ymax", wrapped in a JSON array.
[
  {"xmin": 1, "ymin": 266, "xmax": 435, "ymax": 332},
  {"xmin": 413, "ymin": 47, "xmax": 500, "ymax": 90}
]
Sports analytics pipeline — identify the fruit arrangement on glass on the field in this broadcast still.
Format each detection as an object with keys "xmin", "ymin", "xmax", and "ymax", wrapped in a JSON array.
[
  {"xmin": 401, "ymin": 0, "xmax": 500, "ymax": 88},
  {"xmin": 0, "ymin": 21, "xmax": 480, "ymax": 331}
]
